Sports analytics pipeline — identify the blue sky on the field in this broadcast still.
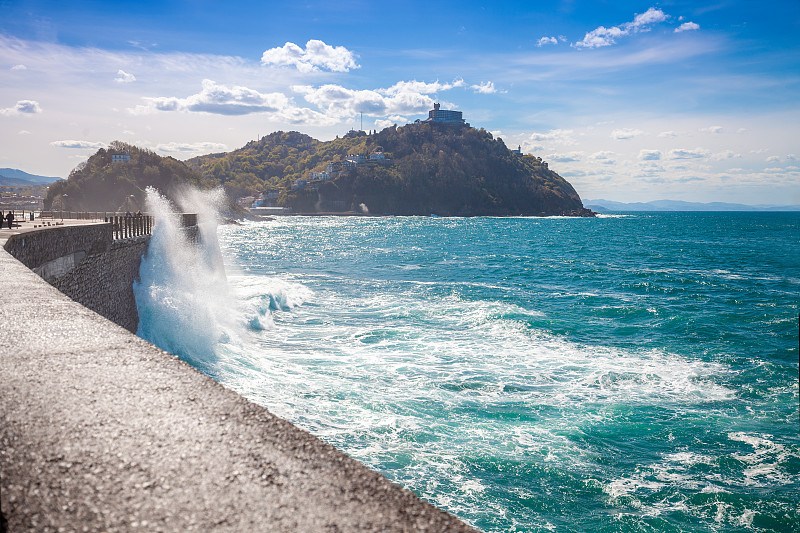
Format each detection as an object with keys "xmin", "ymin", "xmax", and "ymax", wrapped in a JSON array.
[{"xmin": 1, "ymin": 0, "xmax": 798, "ymax": 204}]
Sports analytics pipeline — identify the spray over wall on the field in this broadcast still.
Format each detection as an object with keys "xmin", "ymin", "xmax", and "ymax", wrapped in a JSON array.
[{"xmin": 133, "ymin": 187, "xmax": 240, "ymax": 376}]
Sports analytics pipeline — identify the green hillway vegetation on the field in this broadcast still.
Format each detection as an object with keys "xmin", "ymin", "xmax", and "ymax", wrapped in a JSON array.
[{"xmin": 45, "ymin": 124, "xmax": 593, "ymax": 217}]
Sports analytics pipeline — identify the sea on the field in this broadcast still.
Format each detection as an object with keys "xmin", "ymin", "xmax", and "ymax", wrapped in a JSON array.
[{"xmin": 133, "ymin": 202, "xmax": 799, "ymax": 533}]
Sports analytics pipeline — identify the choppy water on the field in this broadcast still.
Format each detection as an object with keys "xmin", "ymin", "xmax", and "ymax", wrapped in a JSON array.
[{"xmin": 135, "ymin": 211, "xmax": 799, "ymax": 532}]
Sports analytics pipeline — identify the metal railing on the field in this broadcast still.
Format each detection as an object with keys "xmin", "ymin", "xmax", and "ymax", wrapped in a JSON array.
[
  {"xmin": 107, "ymin": 214, "xmax": 154, "ymax": 240},
  {"xmin": 1, "ymin": 211, "xmax": 198, "ymax": 241}
]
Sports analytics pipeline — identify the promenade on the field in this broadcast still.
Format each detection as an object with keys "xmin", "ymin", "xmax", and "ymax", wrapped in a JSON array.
[{"xmin": 0, "ymin": 220, "xmax": 477, "ymax": 532}]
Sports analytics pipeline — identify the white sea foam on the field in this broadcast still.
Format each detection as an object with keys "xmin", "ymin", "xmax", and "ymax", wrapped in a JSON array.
[{"xmin": 134, "ymin": 214, "xmax": 794, "ymax": 532}]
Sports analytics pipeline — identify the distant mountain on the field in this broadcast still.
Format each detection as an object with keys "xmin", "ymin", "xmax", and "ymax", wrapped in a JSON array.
[
  {"xmin": 0, "ymin": 168, "xmax": 62, "ymax": 186},
  {"xmin": 585, "ymin": 199, "xmax": 800, "ymax": 212}
]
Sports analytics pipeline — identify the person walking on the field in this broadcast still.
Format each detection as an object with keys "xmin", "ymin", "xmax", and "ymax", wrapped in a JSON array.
[{"xmin": 5, "ymin": 211, "xmax": 14, "ymax": 229}]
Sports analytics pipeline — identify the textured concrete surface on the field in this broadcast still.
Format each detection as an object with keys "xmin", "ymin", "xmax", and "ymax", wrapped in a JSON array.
[{"xmin": 0, "ymin": 242, "xmax": 479, "ymax": 532}]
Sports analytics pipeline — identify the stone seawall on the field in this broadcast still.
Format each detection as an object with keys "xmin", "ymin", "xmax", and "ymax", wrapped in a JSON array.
[
  {"xmin": 3, "ymin": 224, "xmax": 147, "ymax": 332},
  {"xmin": 0, "ymin": 223, "xmax": 478, "ymax": 532}
]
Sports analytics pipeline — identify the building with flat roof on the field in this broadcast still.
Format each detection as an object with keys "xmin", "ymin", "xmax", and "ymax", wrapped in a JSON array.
[{"xmin": 425, "ymin": 103, "xmax": 467, "ymax": 125}]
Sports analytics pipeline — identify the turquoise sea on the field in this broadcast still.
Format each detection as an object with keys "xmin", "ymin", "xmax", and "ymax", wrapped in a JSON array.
[{"xmin": 135, "ymin": 211, "xmax": 799, "ymax": 532}]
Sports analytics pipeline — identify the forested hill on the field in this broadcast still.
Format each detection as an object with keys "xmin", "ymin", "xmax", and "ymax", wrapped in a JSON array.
[
  {"xmin": 187, "ymin": 125, "xmax": 593, "ymax": 217},
  {"xmin": 45, "ymin": 141, "xmax": 207, "ymax": 212}
]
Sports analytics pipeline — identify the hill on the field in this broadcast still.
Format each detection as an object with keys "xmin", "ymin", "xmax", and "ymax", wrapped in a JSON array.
[
  {"xmin": 44, "ymin": 141, "xmax": 209, "ymax": 212},
  {"xmin": 187, "ymin": 124, "xmax": 593, "ymax": 217},
  {"xmin": 586, "ymin": 199, "xmax": 800, "ymax": 212},
  {"xmin": 0, "ymin": 168, "xmax": 62, "ymax": 186}
]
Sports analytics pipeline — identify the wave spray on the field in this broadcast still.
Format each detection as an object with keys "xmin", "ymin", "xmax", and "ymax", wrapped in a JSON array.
[{"xmin": 133, "ymin": 187, "xmax": 239, "ymax": 376}]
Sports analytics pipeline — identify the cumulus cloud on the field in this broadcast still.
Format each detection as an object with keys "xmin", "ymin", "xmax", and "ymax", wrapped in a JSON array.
[
  {"xmin": 10, "ymin": 64, "xmax": 26, "ymax": 70},
  {"xmin": 0, "ymin": 99, "xmax": 42, "ymax": 116},
  {"xmin": 700, "ymin": 125, "xmax": 723, "ymax": 134},
  {"xmin": 573, "ymin": 7, "xmax": 668, "ymax": 48},
  {"xmin": 639, "ymin": 149, "xmax": 662, "ymax": 161},
  {"xmin": 50, "ymin": 140, "xmax": 107, "ymax": 149},
  {"xmin": 471, "ymin": 81, "xmax": 497, "ymax": 94},
  {"xmin": 537, "ymin": 36, "xmax": 558, "ymax": 47},
  {"xmin": 114, "ymin": 69, "xmax": 136, "ymax": 83},
  {"xmin": 295, "ymin": 84, "xmax": 390, "ymax": 117},
  {"xmin": 658, "ymin": 131, "xmax": 679, "ymax": 138},
  {"xmin": 156, "ymin": 142, "xmax": 227, "ymax": 154},
  {"xmin": 381, "ymin": 79, "xmax": 464, "ymax": 96},
  {"xmin": 675, "ymin": 22, "xmax": 700, "ymax": 33},
  {"xmin": 669, "ymin": 148, "xmax": 711, "ymax": 159},
  {"xmin": 133, "ymin": 79, "xmax": 291, "ymax": 116},
  {"xmin": 293, "ymin": 78, "xmax": 465, "ymax": 119},
  {"xmin": 611, "ymin": 128, "xmax": 643, "ymax": 140},
  {"xmin": 261, "ymin": 39, "xmax": 359, "ymax": 72}
]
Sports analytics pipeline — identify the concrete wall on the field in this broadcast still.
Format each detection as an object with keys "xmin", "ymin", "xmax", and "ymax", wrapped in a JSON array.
[
  {"xmin": 3, "ymin": 224, "xmax": 148, "ymax": 332},
  {"xmin": 0, "ymin": 224, "xmax": 477, "ymax": 532}
]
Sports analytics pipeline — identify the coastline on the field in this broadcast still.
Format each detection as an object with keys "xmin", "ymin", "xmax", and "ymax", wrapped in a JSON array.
[{"xmin": 0, "ymin": 223, "xmax": 478, "ymax": 532}]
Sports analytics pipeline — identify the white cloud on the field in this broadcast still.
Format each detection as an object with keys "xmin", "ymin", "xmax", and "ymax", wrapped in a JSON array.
[
  {"xmin": 381, "ymin": 79, "xmax": 465, "ymax": 96},
  {"xmin": 589, "ymin": 151, "xmax": 616, "ymax": 164},
  {"xmin": 50, "ymin": 140, "xmax": 107, "ymax": 149},
  {"xmin": 18, "ymin": 130, "xmax": 31, "ymax": 135},
  {"xmin": 611, "ymin": 128, "xmax": 643, "ymax": 140},
  {"xmin": 659, "ymin": 131, "xmax": 679, "ymax": 138},
  {"xmin": 711, "ymin": 150, "xmax": 741, "ymax": 160},
  {"xmin": 132, "ymin": 79, "xmax": 292, "ymax": 116},
  {"xmin": 638, "ymin": 150, "xmax": 662, "ymax": 161},
  {"xmin": 156, "ymin": 141, "xmax": 227, "ymax": 154},
  {"xmin": 471, "ymin": 81, "xmax": 497, "ymax": 94},
  {"xmin": 374, "ymin": 119, "xmax": 395, "ymax": 130},
  {"xmin": 573, "ymin": 7, "xmax": 668, "ymax": 48},
  {"xmin": 675, "ymin": 22, "xmax": 700, "ymax": 33},
  {"xmin": 669, "ymin": 148, "xmax": 711, "ymax": 159},
  {"xmin": 700, "ymin": 126, "xmax": 723, "ymax": 134},
  {"xmin": 261, "ymin": 39, "xmax": 359, "ymax": 73},
  {"xmin": 546, "ymin": 151, "xmax": 583, "ymax": 162},
  {"xmin": 765, "ymin": 155, "xmax": 781, "ymax": 163},
  {"xmin": 0, "ymin": 99, "xmax": 42, "ymax": 115},
  {"xmin": 293, "ymin": 78, "xmax": 465, "ymax": 119},
  {"xmin": 526, "ymin": 129, "xmax": 576, "ymax": 145},
  {"xmin": 10, "ymin": 64, "xmax": 26, "ymax": 71},
  {"xmin": 537, "ymin": 36, "xmax": 558, "ymax": 47},
  {"xmin": 114, "ymin": 69, "xmax": 136, "ymax": 83},
  {"xmin": 295, "ymin": 84, "xmax": 389, "ymax": 117}
]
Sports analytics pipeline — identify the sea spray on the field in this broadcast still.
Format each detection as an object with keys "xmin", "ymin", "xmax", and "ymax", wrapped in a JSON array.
[
  {"xmin": 132, "ymin": 211, "xmax": 799, "ymax": 532},
  {"xmin": 133, "ymin": 187, "xmax": 240, "ymax": 374}
]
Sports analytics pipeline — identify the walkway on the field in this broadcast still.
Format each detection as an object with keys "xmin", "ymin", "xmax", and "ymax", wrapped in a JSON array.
[{"xmin": 0, "ymin": 235, "xmax": 477, "ymax": 531}]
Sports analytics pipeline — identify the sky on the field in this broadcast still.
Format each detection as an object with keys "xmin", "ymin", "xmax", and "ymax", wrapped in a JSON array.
[{"xmin": 1, "ymin": 0, "xmax": 799, "ymax": 204}]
